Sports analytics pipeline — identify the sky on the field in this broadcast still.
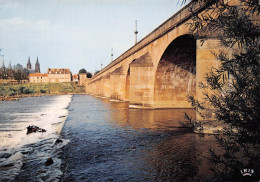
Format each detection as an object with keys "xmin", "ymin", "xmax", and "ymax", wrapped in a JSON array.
[{"xmin": 0, "ymin": 0, "xmax": 187, "ymax": 74}]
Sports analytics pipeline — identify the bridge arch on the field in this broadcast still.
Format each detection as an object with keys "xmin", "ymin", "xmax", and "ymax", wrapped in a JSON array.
[
  {"xmin": 125, "ymin": 58, "xmax": 138, "ymax": 102},
  {"xmin": 154, "ymin": 34, "xmax": 196, "ymax": 108}
]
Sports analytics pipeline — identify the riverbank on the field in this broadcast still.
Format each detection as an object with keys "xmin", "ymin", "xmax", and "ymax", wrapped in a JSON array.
[
  {"xmin": 0, "ymin": 93, "xmax": 75, "ymax": 101},
  {"xmin": 0, "ymin": 82, "xmax": 85, "ymax": 101}
]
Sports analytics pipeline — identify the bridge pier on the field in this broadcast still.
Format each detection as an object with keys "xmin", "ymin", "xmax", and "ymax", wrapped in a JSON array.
[
  {"xmin": 101, "ymin": 75, "xmax": 110, "ymax": 98},
  {"xmin": 109, "ymin": 66, "xmax": 126, "ymax": 101},
  {"xmin": 129, "ymin": 53, "xmax": 155, "ymax": 108},
  {"xmin": 86, "ymin": 80, "xmax": 96, "ymax": 96},
  {"xmin": 95, "ymin": 79, "xmax": 102, "ymax": 97},
  {"xmin": 196, "ymin": 38, "xmax": 230, "ymax": 120}
]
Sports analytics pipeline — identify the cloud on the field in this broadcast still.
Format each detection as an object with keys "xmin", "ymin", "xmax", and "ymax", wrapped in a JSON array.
[
  {"xmin": 0, "ymin": 0, "xmax": 183, "ymax": 73},
  {"xmin": 0, "ymin": 17, "xmax": 90, "ymax": 46},
  {"xmin": 0, "ymin": 17, "xmax": 62, "ymax": 39},
  {"xmin": 0, "ymin": 16, "xmax": 93, "ymax": 73},
  {"xmin": 0, "ymin": 17, "xmax": 29, "ymax": 31}
]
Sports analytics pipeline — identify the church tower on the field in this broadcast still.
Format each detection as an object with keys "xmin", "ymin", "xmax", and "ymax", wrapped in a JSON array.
[
  {"xmin": 1, "ymin": 58, "xmax": 5, "ymax": 71},
  {"xmin": 27, "ymin": 57, "xmax": 31, "ymax": 69},
  {"xmin": 35, "ymin": 57, "xmax": 40, "ymax": 73},
  {"xmin": 8, "ymin": 61, "xmax": 12, "ymax": 70}
]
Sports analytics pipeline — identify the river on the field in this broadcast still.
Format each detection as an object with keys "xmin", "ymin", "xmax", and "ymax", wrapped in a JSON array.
[{"xmin": 0, "ymin": 94, "xmax": 216, "ymax": 181}]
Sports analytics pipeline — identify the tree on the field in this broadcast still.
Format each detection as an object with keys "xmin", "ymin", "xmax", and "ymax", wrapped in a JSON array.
[
  {"xmin": 0, "ymin": 69, "xmax": 7, "ymax": 79},
  {"xmin": 13, "ymin": 64, "xmax": 28, "ymax": 81},
  {"xmin": 181, "ymin": 0, "xmax": 260, "ymax": 181},
  {"xmin": 6, "ymin": 67, "xmax": 14, "ymax": 79},
  {"xmin": 86, "ymin": 72, "xmax": 92, "ymax": 78},
  {"xmin": 15, "ymin": 63, "xmax": 23, "ymax": 71},
  {"xmin": 78, "ymin": 68, "xmax": 87, "ymax": 74}
]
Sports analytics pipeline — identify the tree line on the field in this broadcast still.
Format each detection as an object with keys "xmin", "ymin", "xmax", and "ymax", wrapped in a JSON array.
[{"xmin": 0, "ymin": 64, "xmax": 28, "ymax": 81}]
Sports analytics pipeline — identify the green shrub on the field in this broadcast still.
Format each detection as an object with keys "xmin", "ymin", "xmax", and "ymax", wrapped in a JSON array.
[
  {"xmin": 7, "ymin": 89, "xmax": 16, "ymax": 96},
  {"xmin": 19, "ymin": 86, "xmax": 25, "ymax": 94},
  {"xmin": 23, "ymin": 88, "xmax": 31, "ymax": 94},
  {"xmin": 40, "ymin": 89, "xmax": 46, "ymax": 93}
]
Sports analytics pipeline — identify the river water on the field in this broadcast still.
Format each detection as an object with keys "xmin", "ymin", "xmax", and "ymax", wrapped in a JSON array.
[{"xmin": 0, "ymin": 94, "xmax": 216, "ymax": 181}]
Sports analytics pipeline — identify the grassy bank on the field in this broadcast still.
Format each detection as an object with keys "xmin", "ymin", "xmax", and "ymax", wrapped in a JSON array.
[{"xmin": 0, "ymin": 82, "xmax": 85, "ymax": 99}]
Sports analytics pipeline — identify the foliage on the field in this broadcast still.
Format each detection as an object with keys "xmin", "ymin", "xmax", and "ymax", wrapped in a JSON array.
[
  {"xmin": 78, "ymin": 68, "xmax": 92, "ymax": 78},
  {"xmin": 0, "ymin": 70, "xmax": 7, "ymax": 79},
  {"xmin": 40, "ymin": 89, "xmax": 46, "ymax": 94},
  {"xmin": 18, "ymin": 86, "xmax": 33, "ymax": 94},
  {"xmin": 179, "ymin": 113, "xmax": 204, "ymax": 132},
  {"xmin": 13, "ymin": 69, "xmax": 27, "ymax": 81},
  {"xmin": 18, "ymin": 86, "xmax": 25, "ymax": 93},
  {"xmin": 86, "ymin": 72, "xmax": 92, "ymax": 78},
  {"xmin": 0, "ymin": 63, "xmax": 28, "ymax": 81},
  {"xmin": 78, "ymin": 68, "xmax": 87, "ymax": 74},
  {"xmin": 0, "ymin": 82, "xmax": 85, "ymax": 97},
  {"xmin": 182, "ymin": 0, "xmax": 260, "ymax": 181},
  {"xmin": 23, "ymin": 88, "xmax": 33, "ymax": 94}
]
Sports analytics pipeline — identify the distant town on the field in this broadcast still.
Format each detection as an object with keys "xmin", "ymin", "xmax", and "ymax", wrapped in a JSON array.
[
  {"xmin": 0, "ymin": 56, "xmax": 94, "ymax": 101},
  {"xmin": 0, "ymin": 57, "xmax": 93, "ymax": 86}
]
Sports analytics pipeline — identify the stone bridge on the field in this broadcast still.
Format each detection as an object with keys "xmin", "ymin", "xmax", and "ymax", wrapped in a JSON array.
[{"xmin": 85, "ymin": 1, "xmax": 231, "ymax": 118}]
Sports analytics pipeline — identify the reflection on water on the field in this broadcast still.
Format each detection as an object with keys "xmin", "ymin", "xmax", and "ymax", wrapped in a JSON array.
[
  {"xmin": 146, "ymin": 133, "xmax": 215, "ymax": 181},
  {"xmin": 61, "ymin": 95, "xmax": 216, "ymax": 181},
  {"xmin": 101, "ymin": 99, "xmax": 196, "ymax": 131}
]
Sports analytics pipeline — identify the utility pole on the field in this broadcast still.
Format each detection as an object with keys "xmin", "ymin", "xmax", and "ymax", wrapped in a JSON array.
[{"xmin": 134, "ymin": 20, "xmax": 138, "ymax": 44}]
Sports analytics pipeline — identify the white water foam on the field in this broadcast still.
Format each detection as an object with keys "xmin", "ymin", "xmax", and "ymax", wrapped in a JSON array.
[
  {"xmin": 0, "ymin": 95, "xmax": 72, "ymax": 181},
  {"xmin": 0, "ymin": 95, "xmax": 72, "ymax": 150}
]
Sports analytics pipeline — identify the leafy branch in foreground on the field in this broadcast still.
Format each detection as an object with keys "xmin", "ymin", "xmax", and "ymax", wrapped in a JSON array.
[
  {"xmin": 179, "ymin": 113, "xmax": 204, "ymax": 132},
  {"xmin": 182, "ymin": 0, "xmax": 260, "ymax": 181}
]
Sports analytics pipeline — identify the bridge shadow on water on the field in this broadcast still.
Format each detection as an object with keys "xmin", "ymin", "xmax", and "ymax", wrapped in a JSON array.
[{"xmin": 60, "ymin": 94, "xmax": 216, "ymax": 182}]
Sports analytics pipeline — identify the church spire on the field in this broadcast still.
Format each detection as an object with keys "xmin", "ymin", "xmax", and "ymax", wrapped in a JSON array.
[
  {"xmin": 35, "ymin": 56, "xmax": 40, "ymax": 73},
  {"xmin": 1, "ymin": 57, "xmax": 5, "ymax": 70},
  {"xmin": 8, "ymin": 60, "xmax": 12, "ymax": 70},
  {"xmin": 27, "ymin": 57, "xmax": 31, "ymax": 69}
]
